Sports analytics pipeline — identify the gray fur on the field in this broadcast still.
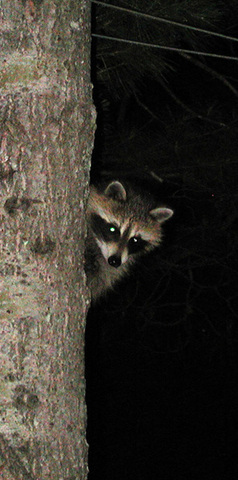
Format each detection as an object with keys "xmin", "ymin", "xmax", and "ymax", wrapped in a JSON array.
[{"xmin": 85, "ymin": 181, "xmax": 173, "ymax": 302}]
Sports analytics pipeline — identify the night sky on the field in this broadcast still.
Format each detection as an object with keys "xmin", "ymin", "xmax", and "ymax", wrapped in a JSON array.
[{"xmin": 86, "ymin": 2, "xmax": 238, "ymax": 478}]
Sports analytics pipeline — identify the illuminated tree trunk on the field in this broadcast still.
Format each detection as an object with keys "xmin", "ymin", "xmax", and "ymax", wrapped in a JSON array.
[{"xmin": 0, "ymin": 1, "xmax": 95, "ymax": 478}]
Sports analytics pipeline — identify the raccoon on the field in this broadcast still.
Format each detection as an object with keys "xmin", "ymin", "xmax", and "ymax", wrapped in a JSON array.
[{"xmin": 85, "ymin": 180, "xmax": 173, "ymax": 302}]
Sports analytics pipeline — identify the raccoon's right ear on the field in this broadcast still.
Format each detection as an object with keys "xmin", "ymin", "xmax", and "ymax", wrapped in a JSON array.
[
  {"xmin": 104, "ymin": 181, "xmax": 127, "ymax": 201},
  {"xmin": 150, "ymin": 207, "xmax": 174, "ymax": 223}
]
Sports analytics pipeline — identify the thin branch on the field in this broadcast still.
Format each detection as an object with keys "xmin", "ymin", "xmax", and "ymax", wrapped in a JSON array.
[
  {"xmin": 92, "ymin": 34, "xmax": 238, "ymax": 62},
  {"xmin": 158, "ymin": 77, "xmax": 227, "ymax": 127},
  {"xmin": 133, "ymin": 91, "xmax": 160, "ymax": 121},
  {"xmin": 180, "ymin": 53, "xmax": 238, "ymax": 98},
  {"xmin": 91, "ymin": 0, "xmax": 238, "ymax": 44}
]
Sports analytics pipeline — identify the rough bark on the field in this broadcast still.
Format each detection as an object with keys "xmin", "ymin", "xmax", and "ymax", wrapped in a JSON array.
[{"xmin": 0, "ymin": 1, "xmax": 95, "ymax": 478}]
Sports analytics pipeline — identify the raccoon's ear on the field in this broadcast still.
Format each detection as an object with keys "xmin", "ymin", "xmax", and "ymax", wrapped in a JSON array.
[
  {"xmin": 104, "ymin": 181, "xmax": 127, "ymax": 201},
  {"xmin": 150, "ymin": 207, "xmax": 173, "ymax": 223}
]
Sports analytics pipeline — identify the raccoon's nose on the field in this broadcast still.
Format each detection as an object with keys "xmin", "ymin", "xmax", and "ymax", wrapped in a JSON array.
[{"xmin": 108, "ymin": 255, "xmax": 121, "ymax": 268}]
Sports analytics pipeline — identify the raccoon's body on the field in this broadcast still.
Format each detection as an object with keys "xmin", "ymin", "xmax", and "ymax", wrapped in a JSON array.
[{"xmin": 85, "ymin": 180, "xmax": 173, "ymax": 301}]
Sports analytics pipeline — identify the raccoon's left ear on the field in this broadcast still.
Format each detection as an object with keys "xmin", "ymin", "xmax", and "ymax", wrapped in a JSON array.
[
  {"xmin": 150, "ymin": 207, "xmax": 174, "ymax": 223},
  {"xmin": 104, "ymin": 181, "xmax": 127, "ymax": 201}
]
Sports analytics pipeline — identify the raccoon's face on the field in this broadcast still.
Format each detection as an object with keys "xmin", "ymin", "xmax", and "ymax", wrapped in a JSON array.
[
  {"xmin": 89, "ymin": 212, "xmax": 151, "ymax": 268},
  {"xmin": 88, "ymin": 181, "xmax": 173, "ymax": 269}
]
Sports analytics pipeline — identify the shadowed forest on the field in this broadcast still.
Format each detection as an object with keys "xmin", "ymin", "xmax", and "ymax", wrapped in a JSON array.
[{"xmin": 86, "ymin": 1, "xmax": 238, "ymax": 478}]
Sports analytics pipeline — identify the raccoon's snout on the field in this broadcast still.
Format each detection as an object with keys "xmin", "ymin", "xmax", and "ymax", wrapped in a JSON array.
[{"xmin": 108, "ymin": 255, "xmax": 121, "ymax": 268}]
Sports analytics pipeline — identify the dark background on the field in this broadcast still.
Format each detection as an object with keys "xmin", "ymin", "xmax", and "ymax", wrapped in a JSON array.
[{"xmin": 86, "ymin": 1, "xmax": 238, "ymax": 478}]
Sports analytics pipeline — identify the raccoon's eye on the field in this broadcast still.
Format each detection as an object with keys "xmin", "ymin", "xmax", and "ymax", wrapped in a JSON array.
[
  {"xmin": 107, "ymin": 224, "xmax": 120, "ymax": 238},
  {"xmin": 91, "ymin": 214, "xmax": 120, "ymax": 241},
  {"xmin": 108, "ymin": 225, "xmax": 117, "ymax": 234},
  {"xmin": 128, "ymin": 236, "xmax": 148, "ymax": 254}
]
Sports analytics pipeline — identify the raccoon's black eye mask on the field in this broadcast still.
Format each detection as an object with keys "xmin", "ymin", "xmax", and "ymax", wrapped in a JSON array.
[
  {"xmin": 91, "ymin": 214, "xmax": 120, "ymax": 241},
  {"xmin": 128, "ymin": 236, "xmax": 148, "ymax": 254}
]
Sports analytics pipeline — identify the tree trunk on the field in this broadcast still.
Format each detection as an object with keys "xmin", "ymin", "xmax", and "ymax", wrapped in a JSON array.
[{"xmin": 0, "ymin": 1, "xmax": 95, "ymax": 478}]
